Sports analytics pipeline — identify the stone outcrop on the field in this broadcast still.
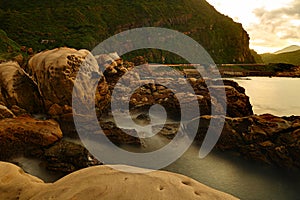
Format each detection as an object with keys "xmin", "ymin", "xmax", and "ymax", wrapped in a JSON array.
[
  {"xmin": 28, "ymin": 47, "xmax": 110, "ymax": 113},
  {"xmin": 0, "ymin": 116, "xmax": 62, "ymax": 160},
  {"xmin": 105, "ymin": 63, "xmax": 253, "ymax": 118},
  {"xmin": 96, "ymin": 53, "xmax": 134, "ymax": 90},
  {"xmin": 187, "ymin": 114, "xmax": 300, "ymax": 168},
  {"xmin": 0, "ymin": 61, "xmax": 44, "ymax": 113},
  {"xmin": 0, "ymin": 162, "xmax": 238, "ymax": 200},
  {"xmin": 28, "ymin": 47, "xmax": 111, "ymax": 136},
  {"xmin": 100, "ymin": 121, "xmax": 141, "ymax": 145},
  {"xmin": 44, "ymin": 140, "xmax": 101, "ymax": 173}
]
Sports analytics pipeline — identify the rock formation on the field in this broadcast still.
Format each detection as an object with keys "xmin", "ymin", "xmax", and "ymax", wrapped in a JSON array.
[
  {"xmin": 28, "ymin": 47, "xmax": 111, "ymax": 136},
  {"xmin": 0, "ymin": 116, "xmax": 62, "ymax": 160},
  {"xmin": 0, "ymin": 162, "xmax": 238, "ymax": 200},
  {"xmin": 28, "ymin": 47, "xmax": 110, "ymax": 113},
  {"xmin": 104, "ymin": 62, "xmax": 253, "ymax": 118},
  {"xmin": 187, "ymin": 114, "xmax": 300, "ymax": 168},
  {"xmin": 0, "ymin": 61, "xmax": 44, "ymax": 113},
  {"xmin": 44, "ymin": 140, "xmax": 102, "ymax": 173}
]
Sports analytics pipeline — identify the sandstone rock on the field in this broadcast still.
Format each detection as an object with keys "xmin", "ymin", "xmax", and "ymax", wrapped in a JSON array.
[
  {"xmin": 0, "ymin": 61, "xmax": 44, "ymax": 114},
  {"xmin": 0, "ymin": 116, "xmax": 62, "ymax": 160},
  {"xmin": 187, "ymin": 114, "xmax": 300, "ymax": 168},
  {"xmin": 28, "ymin": 48, "xmax": 111, "ymax": 137},
  {"xmin": 0, "ymin": 162, "xmax": 238, "ymax": 200},
  {"xmin": 28, "ymin": 47, "xmax": 110, "ymax": 114}
]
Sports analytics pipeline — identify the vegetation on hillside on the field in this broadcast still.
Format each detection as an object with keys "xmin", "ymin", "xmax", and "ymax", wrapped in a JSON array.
[
  {"xmin": 261, "ymin": 50, "xmax": 300, "ymax": 66},
  {"xmin": 250, "ymin": 49, "xmax": 263, "ymax": 63},
  {"xmin": 0, "ymin": 0, "xmax": 255, "ymax": 64}
]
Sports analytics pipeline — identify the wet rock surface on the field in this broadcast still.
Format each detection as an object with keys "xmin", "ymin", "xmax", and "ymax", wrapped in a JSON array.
[
  {"xmin": 44, "ymin": 140, "xmax": 102, "ymax": 173},
  {"xmin": 187, "ymin": 114, "xmax": 300, "ymax": 168}
]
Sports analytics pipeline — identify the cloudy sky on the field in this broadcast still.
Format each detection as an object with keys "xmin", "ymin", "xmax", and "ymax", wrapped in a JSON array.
[{"xmin": 206, "ymin": 0, "xmax": 300, "ymax": 53}]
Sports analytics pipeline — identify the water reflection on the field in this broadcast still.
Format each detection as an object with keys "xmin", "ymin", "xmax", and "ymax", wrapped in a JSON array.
[{"xmin": 228, "ymin": 77, "xmax": 300, "ymax": 116}]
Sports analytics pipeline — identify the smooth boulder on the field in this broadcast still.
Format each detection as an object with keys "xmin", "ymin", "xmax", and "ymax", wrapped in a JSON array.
[{"xmin": 0, "ymin": 162, "xmax": 238, "ymax": 200}]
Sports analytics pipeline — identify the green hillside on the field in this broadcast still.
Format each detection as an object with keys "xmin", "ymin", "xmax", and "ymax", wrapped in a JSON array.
[
  {"xmin": 261, "ymin": 50, "xmax": 300, "ymax": 66},
  {"xmin": 0, "ymin": 0, "xmax": 255, "ymax": 64},
  {"xmin": 0, "ymin": 29, "xmax": 22, "ymax": 62},
  {"xmin": 250, "ymin": 49, "xmax": 263, "ymax": 63}
]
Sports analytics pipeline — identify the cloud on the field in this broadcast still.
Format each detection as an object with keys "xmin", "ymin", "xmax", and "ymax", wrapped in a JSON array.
[{"xmin": 248, "ymin": 0, "xmax": 300, "ymax": 52}]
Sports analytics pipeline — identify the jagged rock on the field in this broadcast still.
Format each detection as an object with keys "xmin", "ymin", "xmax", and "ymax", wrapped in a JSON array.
[
  {"xmin": 44, "ymin": 140, "xmax": 101, "ymax": 173},
  {"xmin": 187, "ymin": 114, "xmax": 300, "ymax": 168},
  {"xmin": 100, "ymin": 121, "xmax": 141, "ymax": 145},
  {"xmin": 0, "ymin": 116, "xmax": 62, "ymax": 160},
  {"xmin": 0, "ymin": 162, "xmax": 238, "ymax": 200},
  {"xmin": 0, "ymin": 61, "xmax": 44, "ymax": 113},
  {"xmin": 107, "ymin": 62, "xmax": 252, "ymax": 118},
  {"xmin": 98, "ymin": 53, "xmax": 134, "ymax": 90}
]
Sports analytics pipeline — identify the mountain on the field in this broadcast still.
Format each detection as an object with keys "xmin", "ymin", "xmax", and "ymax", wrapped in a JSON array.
[
  {"xmin": 274, "ymin": 45, "xmax": 300, "ymax": 54},
  {"xmin": 250, "ymin": 49, "xmax": 263, "ymax": 63},
  {"xmin": 0, "ymin": 0, "xmax": 255, "ymax": 64},
  {"xmin": 261, "ymin": 50, "xmax": 300, "ymax": 66}
]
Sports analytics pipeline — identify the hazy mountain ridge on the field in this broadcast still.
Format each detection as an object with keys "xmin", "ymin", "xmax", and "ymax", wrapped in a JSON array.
[
  {"xmin": 274, "ymin": 45, "xmax": 300, "ymax": 54},
  {"xmin": 261, "ymin": 49, "xmax": 300, "ymax": 66},
  {"xmin": 0, "ymin": 0, "xmax": 254, "ymax": 64}
]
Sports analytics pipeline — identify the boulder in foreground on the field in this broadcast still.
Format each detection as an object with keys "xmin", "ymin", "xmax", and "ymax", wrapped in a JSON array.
[{"xmin": 0, "ymin": 162, "xmax": 238, "ymax": 200}]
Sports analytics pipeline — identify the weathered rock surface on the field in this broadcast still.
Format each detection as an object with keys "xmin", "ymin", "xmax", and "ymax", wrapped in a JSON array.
[
  {"xmin": 0, "ymin": 116, "xmax": 62, "ymax": 160},
  {"xmin": 28, "ymin": 47, "xmax": 110, "ymax": 113},
  {"xmin": 0, "ymin": 61, "xmax": 44, "ymax": 113},
  {"xmin": 100, "ymin": 121, "xmax": 141, "ymax": 145},
  {"xmin": 28, "ymin": 47, "xmax": 110, "ymax": 136},
  {"xmin": 0, "ymin": 162, "xmax": 238, "ymax": 200},
  {"xmin": 44, "ymin": 140, "xmax": 101, "ymax": 173},
  {"xmin": 108, "ymin": 67, "xmax": 253, "ymax": 118},
  {"xmin": 187, "ymin": 114, "xmax": 300, "ymax": 168}
]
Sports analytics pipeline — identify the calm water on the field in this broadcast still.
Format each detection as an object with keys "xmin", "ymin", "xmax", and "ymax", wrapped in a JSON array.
[
  {"xmin": 228, "ymin": 77, "xmax": 300, "ymax": 116},
  {"xmin": 15, "ymin": 77, "xmax": 300, "ymax": 200}
]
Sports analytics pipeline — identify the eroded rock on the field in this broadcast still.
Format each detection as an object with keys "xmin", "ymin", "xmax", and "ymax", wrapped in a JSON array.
[
  {"xmin": 0, "ymin": 116, "xmax": 62, "ymax": 160},
  {"xmin": 0, "ymin": 162, "xmax": 238, "ymax": 200},
  {"xmin": 44, "ymin": 140, "xmax": 101, "ymax": 173},
  {"xmin": 28, "ymin": 47, "xmax": 110, "ymax": 113},
  {"xmin": 0, "ymin": 61, "xmax": 44, "ymax": 113},
  {"xmin": 188, "ymin": 114, "xmax": 300, "ymax": 168}
]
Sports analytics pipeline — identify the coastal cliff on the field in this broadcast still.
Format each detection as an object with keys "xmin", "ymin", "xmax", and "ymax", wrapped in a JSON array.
[{"xmin": 0, "ymin": 0, "xmax": 254, "ymax": 64}]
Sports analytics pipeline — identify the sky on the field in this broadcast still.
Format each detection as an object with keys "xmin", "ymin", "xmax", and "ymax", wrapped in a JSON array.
[{"xmin": 206, "ymin": 0, "xmax": 300, "ymax": 53}]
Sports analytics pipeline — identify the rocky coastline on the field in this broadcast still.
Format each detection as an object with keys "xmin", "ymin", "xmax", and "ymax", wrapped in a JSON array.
[{"xmin": 0, "ymin": 47, "xmax": 299, "ymax": 198}]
